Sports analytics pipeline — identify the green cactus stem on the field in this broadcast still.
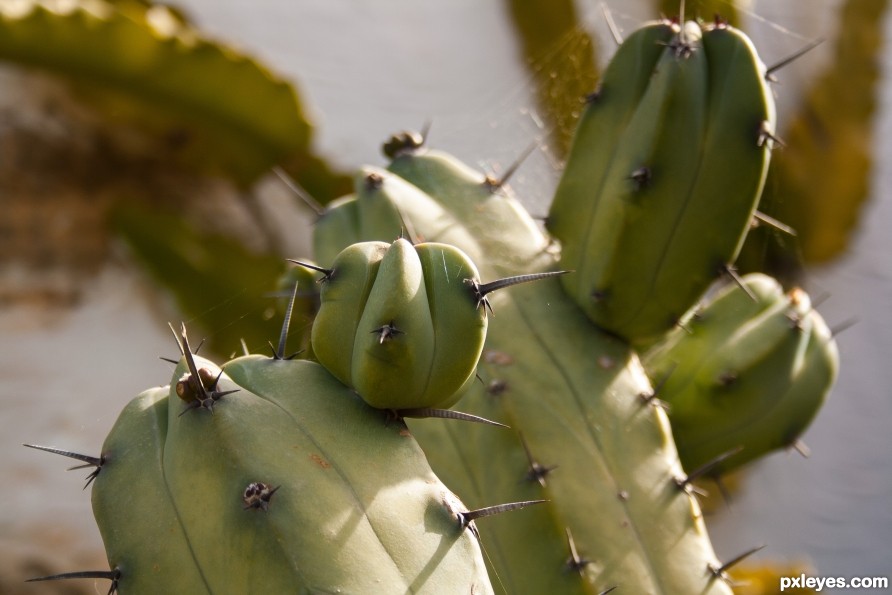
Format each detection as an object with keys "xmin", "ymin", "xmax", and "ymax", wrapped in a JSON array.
[
  {"xmin": 642, "ymin": 273, "xmax": 840, "ymax": 475},
  {"xmin": 547, "ymin": 19, "xmax": 775, "ymax": 345},
  {"xmin": 30, "ymin": 325, "xmax": 497, "ymax": 593}
]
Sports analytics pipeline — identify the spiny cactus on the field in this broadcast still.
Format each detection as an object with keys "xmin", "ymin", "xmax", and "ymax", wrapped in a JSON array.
[
  {"xmin": 547, "ymin": 18, "xmax": 776, "ymax": 345},
  {"xmin": 21, "ymin": 11, "xmax": 841, "ymax": 595},
  {"xmin": 26, "ymin": 322, "xmax": 509, "ymax": 594},
  {"xmin": 642, "ymin": 273, "xmax": 839, "ymax": 475},
  {"xmin": 294, "ymin": 237, "xmax": 565, "ymax": 411},
  {"xmin": 312, "ymin": 152, "xmax": 737, "ymax": 593}
]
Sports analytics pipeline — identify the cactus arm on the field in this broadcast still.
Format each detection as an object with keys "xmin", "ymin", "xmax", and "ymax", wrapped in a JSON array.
[
  {"xmin": 547, "ymin": 21, "xmax": 775, "ymax": 344},
  {"xmin": 91, "ymin": 386, "xmax": 212, "ymax": 594},
  {"xmin": 643, "ymin": 275, "xmax": 839, "ymax": 474},
  {"xmin": 86, "ymin": 347, "xmax": 494, "ymax": 593}
]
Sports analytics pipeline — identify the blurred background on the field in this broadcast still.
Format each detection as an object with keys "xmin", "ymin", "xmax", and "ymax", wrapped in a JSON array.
[{"xmin": 1, "ymin": 0, "xmax": 889, "ymax": 592}]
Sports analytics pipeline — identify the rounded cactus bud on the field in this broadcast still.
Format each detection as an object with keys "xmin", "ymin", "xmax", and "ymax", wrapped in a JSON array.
[
  {"xmin": 309, "ymin": 238, "xmax": 487, "ymax": 410},
  {"xmin": 643, "ymin": 273, "xmax": 839, "ymax": 475}
]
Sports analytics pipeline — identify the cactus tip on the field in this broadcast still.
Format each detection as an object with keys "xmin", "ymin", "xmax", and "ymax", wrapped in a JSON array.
[
  {"xmin": 469, "ymin": 271, "xmax": 572, "ymax": 315},
  {"xmin": 272, "ymin": 166, "xmax": 325, "ymax": 217},
  {"xmin": 270, "ymin": 281, "xmax": 304, "ymax": 360},
  {"xmin": 752, "ymin": 210, "xmax": 797, "ymax": 236},
  {"xmin": 486, "ymin": 379, "xmax": 509, "ymax": 397},
  {"xmin": 518, "ymin": 433, "xmax": 557, "ymax": 487},
  {"xmin": 790, "ymin": 440, "xmax": 811, "ymax": 458},
  {"xmin": 457, "ymin": 499, "xmax": 548, "ymax": 535},
  {"xmin": 757, "ymin": 121, "xmax": 785, "ymax": 148},
  {"xmin": 371, "ymin": 322, "xmax": 404, "ymax": 344},
  {"xmin": 629, "ymin": 166, "xmax": 652, "ymax": 191},
  {"xmin": 676, "ymin": 446, "xmax": 744, "ymax": 490},
  {"xmin": 382, "ymin": 126, "xmax": 427, "ymax": 159},
  {"xmin": 765, "ymin": 38, "xmax": 823, "ymax": 81},
  {"xmin": 640, "ymin": 363, "xmax": 677, "ymax": 407},
  {"xmin": 721, "ymin": 265, "xmax": 758, "ymax": 301},
  {"xmin": 483, "ymin": 141, "xmax": 538, "ymax": 191},
  {"xmin": 600, "ymin": 2, "xmax": 623, "ymax": 46}
]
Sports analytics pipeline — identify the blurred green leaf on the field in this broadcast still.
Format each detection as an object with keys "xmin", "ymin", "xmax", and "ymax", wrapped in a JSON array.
[
  {"xmin": 110, "ymin": 199, "xmax": 315, "ymax": 358},
  {"xmin": 655, "ymin": 0, "xmax": 739, "ymax": 26},
  {"xmin": 504, "ymin": 0, "xmax": 598, "ymax": 156},
  {"xmin": 741, "ymin": 0, "xmax": 888, "ymax": 277},
  {"xmin": 0, "ymin": 0, "xmax": 347, "ymax": 190}
]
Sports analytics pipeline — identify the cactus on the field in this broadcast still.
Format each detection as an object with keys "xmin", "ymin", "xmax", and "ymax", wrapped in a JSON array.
[
  {"xmin": 27, "ymin": 324, "xmax": 501, "ymax": 594},
  {"xmin": 297, "ymin": 236, "xmax": 565, "ymax": 412},
  {"xmin": 642, "ymin": 273, "xmax": 839, "ymax": 475},
  {"xmin": 22, "ymin": 11, "xmax": 840, "ymax": 595},
  {"xmin": 301, "ymin": 238, "xmax": 485, "ymax": 410},
  {"xmin": 313, "ymin": 154, "xmax": 735, "ymax": 593},
  {"xmin": 547, "ymin": 19, "xmax": 776, "ymax": 345}
]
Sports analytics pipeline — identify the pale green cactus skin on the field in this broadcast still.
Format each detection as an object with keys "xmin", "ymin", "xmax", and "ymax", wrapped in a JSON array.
[
  {"xmin": 89, "ymin": 353, "xmax": 494, "ymax": 594},
  {"xmin": 309, "ymin": 237, "xmax": 487, "ymax": 410},
  {"xmin": 642, "ymin": 273, "xmax": 839, "ymax": 475},
  {"xmin": 313, "ymin": 157, "xmax": 732, "ymax": 594}
]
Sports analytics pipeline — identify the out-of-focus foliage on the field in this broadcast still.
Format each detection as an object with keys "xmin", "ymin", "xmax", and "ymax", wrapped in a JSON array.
[
  {"xmin": 0, "ymin": 0, "xmax": 347, "ymax": 194},
  {"xmin": 742, "ymin": 0, "xmax": 889, "ymax": 275},
  {"xmin": 656, "ymin": 0, "xmax": 739, "ymax": 26},
  {"xmin": 110, "ymin": 199, "xmax": 315, "ymax": 357},
  {"xmin": 730, "ymin": 562, "xmax": 817, "ymax": 594},
  {"xmin": 504, "ymin": 0, "xmax": 598, "ymax": 156}
]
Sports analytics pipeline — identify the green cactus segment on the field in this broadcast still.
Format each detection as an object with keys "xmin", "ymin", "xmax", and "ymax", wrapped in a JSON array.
[
  {"xmin": 94, "ymin": 353, "xmax": 493, "ymax": 593},
  {"xmin": 311, "ymin": 238, "xmax": 486, "ymax": 410},
  {"xmin": 0, "ymin": 0, "xmax": 311, "ymax": 182},
  {"xmin": 643, "ymin": 274, "xmax": 839, "ymax": 475},
  {"xmin": 311, "ymin": 241, "xmax": 388, "ymax": 387},
  {"xmin": 548, "ymin": 20, "xmax": 775, "ymax": 344},
  {"xmin": 205, "ymin": 355, "xmax": 493, "ymax": 593},
  {"xmin": 313, "ymin": 166, "xmax": 477, "ymax": 267},
  {"xmin": 92, "ymin": 387, "xmax": 211, "ymax": 594},
  {"xmin": 316, "ymin": 148, "xmax": 732, "ymax": 593},
  {"xmin": 352, "ymin": 238, "xmax": 436, "ymax": 407},
  {"xmin": 388, "ymin": 148, "xmax": 547, "ymax": 271}
]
